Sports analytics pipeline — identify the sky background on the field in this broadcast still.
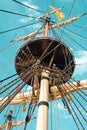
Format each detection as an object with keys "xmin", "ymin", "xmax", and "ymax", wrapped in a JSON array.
[{"xmin": 0, "ymin": 0, "xmax": 87, "ymax": 130}]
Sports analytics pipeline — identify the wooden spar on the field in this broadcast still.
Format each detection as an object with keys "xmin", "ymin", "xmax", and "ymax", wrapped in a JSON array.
[
  {"xmin": 0, "ymin": 79, "xmax": 87, "ymax": 106},
  {"xmin": 35, "ymin": 7, "xmax": 63, "ymax": 20},
  {"xmin": 0, "ymin": 117, "xmax": 36, "ymax": 129},
  {"xmin": 6, "ymin": 122, "xmax": 12, "ymax": 130},
  {"xmin": 0, "ymin": 120, "xmax": 24, "ymax": 129},
  {"xmin": 11, "ymin": 12, "xmax": 87, "ymax": 43}
]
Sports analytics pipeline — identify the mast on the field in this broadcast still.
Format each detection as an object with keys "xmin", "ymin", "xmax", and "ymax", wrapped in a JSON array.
[
  {"xmin": 5, "ymin": 110, "xmax": 13, "ymax": 130},
  {"xmin": 36, "ymin": 70, "xmax": 49, "ymax": 130},
  {"xmin": 36, "ymin": 18, "xmax": 49, "ymax": 130},
  {"xmin": 12, "ymin": 12, "xmax": 87, "ymax": 43}
]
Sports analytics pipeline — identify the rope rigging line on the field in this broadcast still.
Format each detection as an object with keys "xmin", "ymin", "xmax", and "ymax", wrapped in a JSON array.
[
  {"xmin": 0, "ymin": 58, "xmax": 42, "ymax": 112},
  {"xmin": 55, "ymin": 57, "xmax": 86, "ymax": 100},
  {"xmin": 0, "ymin": 21, "xmax": 40, "ymax": 34},
  {"xmin": 0, "ymin": 77, "xmax": 22, "ymax": 94},
  {"xmin": 0, "ymin": 64, "xmax": 32, "ymax": 94},
  {"xmin": 0, "ymin": 71, "xmax": 34, "ymax": 113},
  {"xmin": 39, "ymin": 39, "xmax": 55, "ymax": 61},
  {"xmin": 68, "ymin": 0, "xmax": 76, "ymax": 17},
  {"xmin": 51, "ymin": 27, "xmax": 87, "ymax": 58},
  {"xmin": 64, "ymin": 82, "xmax": 87, "ymax": 120},
  {"xmin": 71, "ymin": 97, "xmax": 87, "ymax": 122},
  {"xmin": 61, "ymin": 27, "xmax": 87, "ymax": 41},
  {"xmin": 12, "ymin": 0, "xmax": 46, "ymax": 13},
  {"xmin": 58, "ymin": 28, "xmax": 87, "ymax": 51},
  {"xmin": 0, "ymin": 45, "xmax": 14, "ymax": 54},
  {"xmin": 56, "ymin": 29, "xmax": 82, "ymax": 51},
  {"xmin": 0, "ymin": 73, "xmax": 17, "ymax": 83},
  {"xmin": 57, "ymin": 80, "xmax": 86, "ymax": 130},
  {"xmin": 39, "ymin": 42, "xmax": 62, "ymax": 62},
  {"xmin": 0, "ymin": 66, "xmax": 33, "ymax": 110},
  {"xmin": 72, "ymin": 23, "xmax": 87, "ymax": 32},
  {"xmin": 61, "ymin": 59, "xmax": 86, "ymax": 100},
  {"xmin": 0, "ymin": 1, "xmax": 87, "ymax": 130},
  {"xmin": 0, "ymin": 63, "xmax": 31, "ymax": 93},
  {"xmin": 56, "ymin": 84, "xmax": 71, "ymax": 114},
  {"xmin": 51, "ymin": 28, "xmax": 60, "ymax": 38},
  {"xmin": 70, "ymin": 91, "xmax": 87, "ymax": 112},
  {"xmin": 70, "ymin": 78, "xmax": 87, "ymax": 95},
  {"xmin": 55, "ymin": 60, "xmax": 87, "ymax": 113},
  {"xmin": 69, "ymin": 80, "xmax": 87, "ymax": 99},
  {"xmin": 24, "ymin": 80, "xmax": 37, "ymax": 130},
  {"xmin": 31, "ymin": 23, "xmax": 44, "ymax": 39},
  {"xmin": 59, "ymin": 0, "xmax": 76, "ymax": 39},
  {"xmin": 66, "ymin": 99, "xmax": 85, "ymax": 130},
  {"xmin": 0, "ymin": 34, "xmax": 18, "ymax": 55},
  {"xmin": 14, "ymin": 104, "xmax": 21, "ymax": 121},
  {"xmin": 0, "ymin": 77, "xmax": 20, "ymax": 94},
  {"xmin": 0, "ymin": 9, "xmax": 37, "ymax": 18},
  {"xmin": 11, "ymin": 23, "xmax": 44, "ymax": 42},
  {"xmin": 65, "ymin": 80, "xmax": 86, "ymax": 117},
  {"xmin": 24, "ymin": 103, "xmax": 37, "ymax": 130}
]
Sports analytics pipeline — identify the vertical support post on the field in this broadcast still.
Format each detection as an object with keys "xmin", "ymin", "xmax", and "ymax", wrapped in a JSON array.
[
  {"xmin": 36, "ymin": 70, "xmax": 49, "ymax": 130},
  {"xmin": 45, "ymin": 17, "xmax": 49, "ymax": 36}
]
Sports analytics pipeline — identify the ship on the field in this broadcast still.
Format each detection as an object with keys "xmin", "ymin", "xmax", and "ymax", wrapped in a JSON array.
[{"xmin": 0, "ymin": 0, "xmax": 87, "ymax": 130}]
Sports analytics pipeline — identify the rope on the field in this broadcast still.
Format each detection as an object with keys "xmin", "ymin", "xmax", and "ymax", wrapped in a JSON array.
[
  {"xmin": 0, "ymin": 22, "xmax": 40, "ymax": 34},
  {"xmin": 0, "ymin": 66, "xmax": 34, "ymax": 112},
  {"xmin": 62, "ymin": 27, "xmax": 87, "ymax": 41},
  {"xmin": 0, "ymin": 73, "xmax": 17, "ymax": 83},
  {"xmin": 12, "ymin": 0, "xmax": 46, "ymax": 13},
  {"xmin": 58, "ymin": 28, "xmax": 87, "ymax": 51},
  {"xmin": 0, "ymin": 9, "xmax": 36, "ymax": 18},
  {"xmin": 59, "ymin": 0, "xmax": 76, "ymax": 39},
  {"xmin": 57, "ymin": 72, "xmax": 87, "ymax": 130}
]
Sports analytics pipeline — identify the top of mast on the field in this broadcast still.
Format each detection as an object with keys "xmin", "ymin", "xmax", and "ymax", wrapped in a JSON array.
[{"xmin": 11, "ymin": 12, "xmax": 87, "ymax": 43}]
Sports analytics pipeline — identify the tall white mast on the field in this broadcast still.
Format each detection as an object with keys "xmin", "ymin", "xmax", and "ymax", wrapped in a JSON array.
[{"xmin": 36, "ymin": 18, "xmax": 49, "ymax": 130}]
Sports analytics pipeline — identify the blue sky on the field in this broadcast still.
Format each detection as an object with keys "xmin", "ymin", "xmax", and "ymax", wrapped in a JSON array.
[{"xmin": 0, "ymin": 0, "xmax": 87, "ymax": 130}]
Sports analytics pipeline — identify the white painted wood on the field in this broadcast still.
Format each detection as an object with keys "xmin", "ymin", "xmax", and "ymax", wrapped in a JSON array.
[{"xmin": 36, "ymin": 70, "xmax": 49, "ymax": 130}]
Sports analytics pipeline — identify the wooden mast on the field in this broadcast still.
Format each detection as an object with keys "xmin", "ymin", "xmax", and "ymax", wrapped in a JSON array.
[{"xmin": 36, "ymin": 18, "xmax": 49, "ymax": 130}]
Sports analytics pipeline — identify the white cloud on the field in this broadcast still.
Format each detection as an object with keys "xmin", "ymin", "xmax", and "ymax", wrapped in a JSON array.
[
  {"xmin": 19, "ymin": 1, "xmax": 40, "ymax": 24},
  {"xmin": 19, "ymin": 18, "xmax": 30, "ymax": 24},
  {"xmin": 74, "ymin": 50, "xmax": 87, "ymax": 76},
  {"xmin": 26, "ymin": 85, "xmax": 32, "ymax": 91},
  {"xmin": 75, "ymin": 50, "xmax": 87, "ymax": 64},
  {"xmin": 57, "ymin": 102, "xmax": 65, "ymax": 110},
  {"xmin": 56, "ymin": 102, "xmax": 71, "ymax": 119},
  {"xmin": 23, "ymin": 1, "xmax": 38, "ymax": 10},
  {"xmin": 54, "ymin": 101, "xmax": 66, "ymax": 110}
]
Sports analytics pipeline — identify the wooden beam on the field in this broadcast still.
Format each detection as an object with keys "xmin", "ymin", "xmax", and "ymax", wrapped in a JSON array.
[
  {"xmin": 0, "ymin": 80, "xmax": 87, "ymax": 106},
  {"xmin": 0, "ymin": 120, "xmax": 24, "ymax": 129},
  {"xmin": 35, "ymin": 7, "xmax": 62, "ymax": 20},
  {"xmin": 12, "ymin": 13, "xmax": 87, "ymax": 42}
]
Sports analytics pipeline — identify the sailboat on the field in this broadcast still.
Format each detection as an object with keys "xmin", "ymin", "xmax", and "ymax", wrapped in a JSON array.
[{"xmin": 0, "ymin": 0, "xmax": 87, "ymax": 130}]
